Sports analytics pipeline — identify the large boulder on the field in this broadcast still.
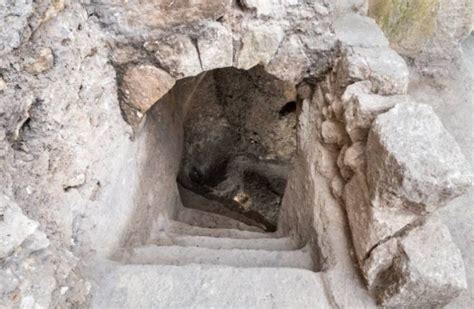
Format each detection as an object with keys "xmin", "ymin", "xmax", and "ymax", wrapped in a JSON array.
[
  {"xmin": 343, "ymin": 173, "xmax": 417, "ymax": 263},
  {"xmin": 365, "ymin": 218, "xmax": 467, "ymax": 307},
  {"xmin": 367, "ymin": 102, "xmax": 472, "ymax": 214}
]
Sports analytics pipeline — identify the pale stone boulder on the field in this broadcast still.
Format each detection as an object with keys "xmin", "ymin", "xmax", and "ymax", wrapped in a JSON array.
[
  {"xmin": 147, "ymin": 35, "xmax": 202, "ymax": 78},
  {"xmin": 374, "ymin": 219, "xmax": 467, "ymax": 307},
  {"xmin": 333, "ymin": 13, "xmax": 389, "ymax": 48},
  {"xmin": 266, "ymin": 35, "xmax": 311, "ymax": 84},
  {"xmin": 367, "ymin": 102, "xmax": 473, "ymax": 214},
  {"xmin": 0, "ymin": 195, "xmax": 39, "ymax": 258},
  {"xmin": 121, "ymin": 65, "xmax": 176, "ymax": 115},
  {"xmin": 343, "ymin": 92, "xmax": 411, "ymax": 141},
  {"xmin": 197, "ymin": 23, "xmax": 233, "ymax": 71},
  {"xmin": 236, "ymin": 22, "xmax": 285, "ymax": 70},
  {"xmin": 343, "ymin": 173, "xmax": 417, "ymax": 263},
  {"xmin": 340, "ymin": 46, "xmax": 409, "ymax": 95}
]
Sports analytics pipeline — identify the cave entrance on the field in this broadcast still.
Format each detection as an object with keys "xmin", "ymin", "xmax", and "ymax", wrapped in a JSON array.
[{"xmin": 175, "ymin": 66, "xmax": 298, "ymax": 232}]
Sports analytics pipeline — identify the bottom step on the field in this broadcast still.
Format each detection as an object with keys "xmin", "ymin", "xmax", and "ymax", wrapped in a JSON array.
[
  {"xmin": 91, "ymin": 264, "xmax": 331, "ymax": 309},
  {"xmin": 115, "ymin": 245, "xmax": 314, "ymax": 269}
]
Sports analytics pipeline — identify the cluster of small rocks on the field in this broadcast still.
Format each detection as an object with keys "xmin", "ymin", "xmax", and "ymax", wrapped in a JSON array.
[{"xmin": 311, "ymin": 14, "xmax": 472, "ymax": 307}]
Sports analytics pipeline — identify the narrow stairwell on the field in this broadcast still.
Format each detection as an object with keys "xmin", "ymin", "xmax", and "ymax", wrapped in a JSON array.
[{"xmin": 91, "ymin": 204, "xmax": 331, "ymax": 308}]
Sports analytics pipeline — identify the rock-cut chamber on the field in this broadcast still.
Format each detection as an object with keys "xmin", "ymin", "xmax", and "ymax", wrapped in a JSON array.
[{"xmin": 165, "ymin": 66, "xmax": 298, "ymax": 231}]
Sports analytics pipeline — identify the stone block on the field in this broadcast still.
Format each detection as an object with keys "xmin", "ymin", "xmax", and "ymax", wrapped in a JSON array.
[
  {"xmin": 373, "ymin": 219, "xmax": 467, "ymax": 307},
  {"xmin": 148, "ymin": 35, "xmax": 202, "ymax": 78},
  {"xmin": 321, "ymin": 120, "xmax": 349, "ymax": 146},
  {"xmin": 367, "ymin": 102, "xmax": 473, "ymax": 214},
  {"xmin": 121, "ymin": 65, "xmax": 176, "ymax": 115},
  {"xmin": 236, "ymin": 22, "xmax": 284, "ymax": 70},
  {"xmin": 343, "ymin": 173, "xmax": 417, "ymax": 263},
  {"xmin": 197, "ymin": 23, "xmax": 233, "ymax": 71},
  {"xmin": 340, "ymin": 46, "xmax": 409, "ymax": 95},
  {"xmin": 343, "ymin": 92, "xmax": 410, "ymax": 141},
  {"xmin": 266, "ymin": 35, "xmax": 311, "ymax": 84}
]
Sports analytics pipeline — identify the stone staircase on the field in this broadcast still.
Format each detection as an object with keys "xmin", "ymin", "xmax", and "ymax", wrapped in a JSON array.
[{"xmin": 91, "ymin": 205, "xmax": 332, "ymax": 308}]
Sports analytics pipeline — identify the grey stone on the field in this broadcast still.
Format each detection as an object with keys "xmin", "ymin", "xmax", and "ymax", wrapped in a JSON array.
[
  {"xmin": 343, "ymin": 173, "xmax": 417, "ymax": 263},
  {"xmin": 236, "ymin": 22, "xmax": 284, "ymax": 70},
  {"xmin": 340, "ymin": 46, "xmax": 409, "ymax": 95},
  {"xmin": 344, "ymin": 92, "xmax": 410, "ymax": 141},
  {"xmin": 0, "ymin": 195, "xmax": 39, "ymax": 258},
  {"xmin": 367, "ymin": 102, "xmax": 473, "ymax": 214},
  {"xmin": 376, "ymin": 219, "xmax": 467, "ymax": 307},
  {"xmin": 333, "ymin": 13, "xmax": 389, "ymax": 48},
  {"xmin": 148, "ymin": 35, "xmax": 202, "ymax": 78},
  {"xmin": 197, "ymin": 23, "xmax": 233, "ymax": 71},
  {"xmin": 266, "ymin": 35, "xmax": 311, "ymax": 84}
]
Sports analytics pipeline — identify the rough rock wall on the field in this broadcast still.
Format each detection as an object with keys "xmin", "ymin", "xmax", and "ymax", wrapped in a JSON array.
[{"xmin": 177, "ymin": 67, "xmax": 297, "ymax": 230}]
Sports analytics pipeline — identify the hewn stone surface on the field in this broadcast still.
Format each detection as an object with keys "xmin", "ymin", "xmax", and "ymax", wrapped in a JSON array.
[
  {"xmin": 121, "ymin": 65, "xmax": 176, "ymax": 114},
  {"xmin": 367, "ymin": 102, "xmax": 472, "ymax": 214},
  {"xmin": 236, "ymin": 22, "xmax": 285, "ymax": 70},
  {"xmin": 148, "ymin": 35, "xmax": 202, "ymax": 78},
  {"xmin": 197, "ymin": 23, "xmax": 233, "ymax": 71}
]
